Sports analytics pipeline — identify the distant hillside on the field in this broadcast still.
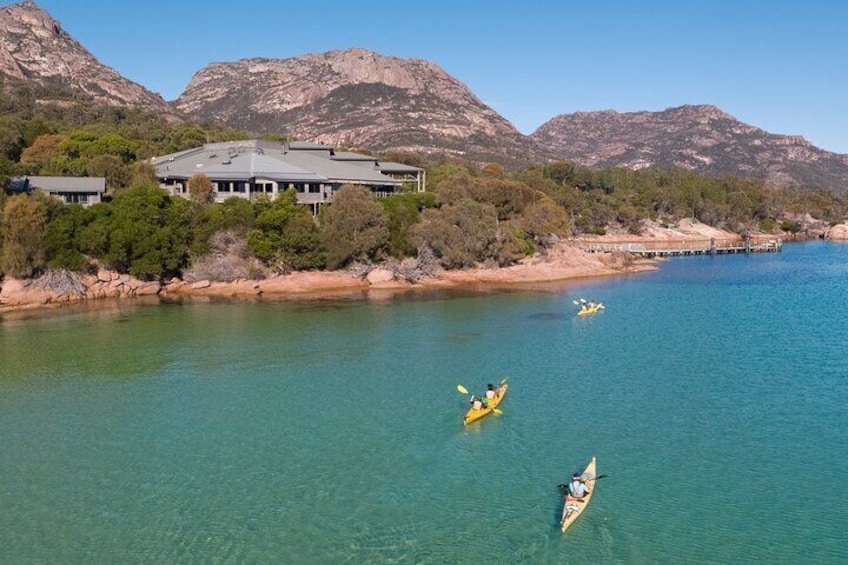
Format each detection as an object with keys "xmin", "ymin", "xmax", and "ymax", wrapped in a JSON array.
[
  {"xmin": 531, "ymin": 105, "xmax": 848, "ymax": 192},
  {"xmin": 175, "ymin": 48, "xmax": 547, "ymax": 166},
  {"xmin": 0, "ymin": 0, "xmax": 179, "ymax": 118},
  {"xmin": 3, "ymin": 1, "xmax": 848, "ymax": 191}
]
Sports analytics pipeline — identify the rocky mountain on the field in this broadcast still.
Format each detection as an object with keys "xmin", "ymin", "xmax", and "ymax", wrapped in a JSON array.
[
  {"xmin": 175, "ymin": 48, "xmax": 545, "ymax": 165},
  {"xmin": 4, "ymin": 2, "xmax": 848, "ymax": 191},
  {"xmin": 531, "ymin": 105, "xmax": 848, "ymax": 191},
  {"xmin": 0, "ymin": 0, "xmax": 178, "ymax": 117}
]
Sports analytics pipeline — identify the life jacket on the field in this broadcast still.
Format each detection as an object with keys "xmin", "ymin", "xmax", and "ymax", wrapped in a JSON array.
[{"xmin": 568, "ymin": 479, "xmax": 586, "ymax": 497}]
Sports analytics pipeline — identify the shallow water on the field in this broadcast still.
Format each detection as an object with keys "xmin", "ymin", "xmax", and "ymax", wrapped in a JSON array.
[{"xmin": 1, "ymin": 242, "xmax": 847, "ymax": 563}]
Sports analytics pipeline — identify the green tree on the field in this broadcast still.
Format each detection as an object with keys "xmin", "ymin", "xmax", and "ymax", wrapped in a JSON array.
[
  {"xmin": 1, "ymin": 193, "xmax": 49, "ymax": 278},
  {"xmin": 100, "ymin": 184, "xmax": 191, "ymax": 280},
  {"xmin": 411, "ymin": 199, "xmax": 499, "ymax": 269},
  {"xmin": 44, "ymin": 204, "xmax": 94, "ymax": 271},
  {"xmin": 20, "ymin": 133, "xmax": 66, "ymax": 173},
  {"xmin": 86, "ymin": 154, "xmax": 130, "ymax": 192},
  {"xmin": 191, "ymin": 196, "xmax": 257, "ymax": 257},
  {"xmin": 521, "ymin": 194, "xmax": 571, "ymax": 241},
  {"xmin": 380, "ymin": 192, "xmax": 437, "ymax": 258},
  {"xmin": 321, "ymin": 185, "xmax": 390, "ymax": 269},
  {"xmin": 543, "ymin": 160, "xmax": 576, "ymax": 187},
  {"xmin": 0, "ymin": 116, "xmax": 24, "ymax": 161},
  {"xmin": 247, "ymin": 190, "xmax": 324, "ymax": 270}
]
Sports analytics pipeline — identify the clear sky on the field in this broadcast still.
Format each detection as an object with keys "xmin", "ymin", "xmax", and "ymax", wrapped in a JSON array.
[{"xmin": 17, "ymin": 0, "xmax": 848, "ymax": 153}]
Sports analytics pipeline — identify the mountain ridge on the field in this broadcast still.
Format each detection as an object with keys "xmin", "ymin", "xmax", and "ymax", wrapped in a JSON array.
[
  {"xmin": 1, "ymin": 1, "xmax": 847, "ymax": 191},
  {"xmin": 175, "ymin": 47, "xmax": 546, "ymax": 165},
  {"xmin": 0, "ymin": 0, "xmax": 179, "ymax": 118},
  {"xmin": 531, "ymin": 104, "xmax": 848, "ymax": 190}
]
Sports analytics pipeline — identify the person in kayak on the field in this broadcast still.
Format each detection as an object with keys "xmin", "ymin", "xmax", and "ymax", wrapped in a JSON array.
[
  {"xmin": 469, "ymin": 395, "xmax": 488, "ymax": 411},
  {"xmin": 566, "ymin": 473, "xmax": 590, "ymax": 500},
  {"xmin": 485, "ymin": 383, "xmax": 498, "ymax": 400}
]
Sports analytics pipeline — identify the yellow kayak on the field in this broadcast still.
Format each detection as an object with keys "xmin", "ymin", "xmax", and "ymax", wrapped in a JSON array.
[
  {"xmin": 561, "ymin": 456, "xmax": 597, "ymax": 532},
  {"xmin": 463, "ymin": 383, "xmax": 508, "ymax": 425},
  {"xmin": 577, "ymin": 303, "xmax": 604, "ymax": 316}
]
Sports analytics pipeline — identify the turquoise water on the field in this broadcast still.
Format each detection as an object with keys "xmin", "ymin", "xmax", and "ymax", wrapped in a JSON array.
[{"xmin": 1, "ymin": 242, "xmax": 847, "ymax": 563}]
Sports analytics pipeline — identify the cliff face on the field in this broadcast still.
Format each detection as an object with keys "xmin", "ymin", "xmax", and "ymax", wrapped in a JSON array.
[
  {"xmin": 531, "ymin": 104, "xmax": 848, "ymax": 191},
  {"xmin": 0, "ymin": 0, "xmax": 179, "ymax": 117},
  {"xmin": 176, "ymin": 48, "xmax": 545, "ymax": 165}
]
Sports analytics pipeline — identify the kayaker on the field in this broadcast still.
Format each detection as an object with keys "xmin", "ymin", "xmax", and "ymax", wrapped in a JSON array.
[
  {"xmin": 485, "ymin": 383, "xmax": 498, "ymax": 400},
  {"xmin": 469, "ymin": 395, "xmax": 487, "ymax": 411},
  {"xmin": 566, "ymin": 473, "xmax": 590, "ymax": 500}
]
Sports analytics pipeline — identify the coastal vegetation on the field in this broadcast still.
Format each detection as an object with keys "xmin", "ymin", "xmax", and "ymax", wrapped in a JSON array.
[{"xmin": 2, "ymin": 89, "xmax": 848, "ymax": 283}]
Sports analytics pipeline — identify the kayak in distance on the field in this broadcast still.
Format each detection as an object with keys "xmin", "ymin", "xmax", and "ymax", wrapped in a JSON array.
[{"xmin": 572, "ymin": 298, "xmax": 605, "ymax": 316}]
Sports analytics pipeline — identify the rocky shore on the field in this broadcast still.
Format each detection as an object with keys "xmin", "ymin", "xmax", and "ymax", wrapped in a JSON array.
[
  {"xmin": 3, "ymin": 218, "xmax": 846, "ymax": 316},
  {"xmin": 0, "ymin": 243, "xmax": 653, "ymax": 315}
]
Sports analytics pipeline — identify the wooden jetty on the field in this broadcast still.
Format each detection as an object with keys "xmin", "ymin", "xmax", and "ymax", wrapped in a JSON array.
[{"xmin": 570, "ymin": 236, "xmax": 782, "ymax": 258}]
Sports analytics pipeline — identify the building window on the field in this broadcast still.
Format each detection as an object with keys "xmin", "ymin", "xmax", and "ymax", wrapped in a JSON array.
[{"xmin": 61, "ymin": 193, "xmax": 90, "ymax": 204}]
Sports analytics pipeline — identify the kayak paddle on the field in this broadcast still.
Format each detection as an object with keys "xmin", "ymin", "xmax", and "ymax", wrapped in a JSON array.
[{"xmin": 557, "ymin": 474, "xmax": 608, "ymax": 488}]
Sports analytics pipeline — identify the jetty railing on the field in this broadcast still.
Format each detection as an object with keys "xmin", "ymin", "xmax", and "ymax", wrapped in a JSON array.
[{"xmin": 569, "ymin": 236, "xmax": 782, "ymax": 257}]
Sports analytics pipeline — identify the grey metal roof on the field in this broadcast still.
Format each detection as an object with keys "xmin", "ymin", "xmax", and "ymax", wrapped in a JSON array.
[
  {"xmin": 153, "ymin": 141, "xmax": 326, "ymax": 183},
  {"xmin": 280, "ymin": 150, "xmax": 401, "ymax": 185},
  {"xmin": 330, "ymin": 151, "xmax": 378, "ymax": 162},
  {"xmin": 152, "ymin": 139, "xmax": 401, "ymax": 185},
  {"xmin": 23, "ymin": 176, "xmax": 106, "ymax": 193},
  {"xmin": 329, "ymin": 152, "xmax": 422, "ymax": 173},
  {"xmin": 377, "ymin": 161, "xmax": 424, "ymax": 174},
  {"xmin": 287, "ymin": 141, "xmax": 333, "ymax": 151},
  {"xmin": 341, "ymin": 160, "xmax": 424, "ymax": 175}
]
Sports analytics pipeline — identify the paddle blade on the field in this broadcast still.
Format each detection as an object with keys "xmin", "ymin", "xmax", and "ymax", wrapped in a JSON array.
[
  {"xmin": 457, "ymin": 385, "xmax": 469, "ymax": 395},
  {"xmin": 493, "ymin": 408, "xmax": 503, "ymax": 415},
  {"xmin": 572, "ymin": 300, "xmax": 579, "ymax": 305},
  {"xmin": 500, "ymin": 376, "xmax": 509, "ymax": 385}
]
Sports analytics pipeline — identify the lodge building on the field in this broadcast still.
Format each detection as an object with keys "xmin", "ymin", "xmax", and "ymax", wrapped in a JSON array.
[{"xmin": 152, "ymin": 139, "xmax": 425, "ymax": 213}]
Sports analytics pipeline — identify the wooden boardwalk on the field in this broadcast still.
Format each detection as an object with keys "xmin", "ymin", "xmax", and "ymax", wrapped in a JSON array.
[{"xmin": 570, "ymin": 236, "xmax": 782, "ymax": 257}]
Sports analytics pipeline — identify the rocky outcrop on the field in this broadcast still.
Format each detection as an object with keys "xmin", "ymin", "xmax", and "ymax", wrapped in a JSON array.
[
  {"xmin": 176, "ymin": 48, "xmax": 546, "ymax": 166},
  {"xmin": 0, "ymin": 1, "xmax": 180, "ymax": 118},
  {"xmin": 0, "ymin": 270, "xmax": 161, "ymax": 309},
  {"xmin": 826, "ymin": 223, "xmax": 848, "ymax": 240},
  {"xmin": 531, "ymin": 105, "xmax": 848, "ymax": 192}
]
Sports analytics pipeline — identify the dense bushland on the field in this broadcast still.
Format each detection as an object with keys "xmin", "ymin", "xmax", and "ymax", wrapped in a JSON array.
[{"xmin": 2, "ymin": 86, "xmax": 847, "ymax": 281}]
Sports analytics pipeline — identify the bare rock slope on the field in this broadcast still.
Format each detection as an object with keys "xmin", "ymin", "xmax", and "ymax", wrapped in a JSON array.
[
  {"xmin": 532, "ymin": 105, "xmax": 848, "ymax": 191},
  {"xmin": 176, "ymin": 48, "xmax": 546, "ymax": 165},
  {"xmin": 0, "ymin": 0, "xmax": 178, "ymax": 117}
]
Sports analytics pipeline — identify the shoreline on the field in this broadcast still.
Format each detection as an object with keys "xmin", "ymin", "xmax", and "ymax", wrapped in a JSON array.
[
  {"xmin": 0, "ymin": 243, "xmax": 657, "ymax": 317},
  {"xmin": 6, "ymin": 217, "xmax": 824, "ymax": 317}
]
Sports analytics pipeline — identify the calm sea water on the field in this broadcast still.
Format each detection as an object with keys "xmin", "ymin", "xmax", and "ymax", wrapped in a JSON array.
[{"xmin": 1, "ymin": 242, "xmax": 847, "ymax": 564}]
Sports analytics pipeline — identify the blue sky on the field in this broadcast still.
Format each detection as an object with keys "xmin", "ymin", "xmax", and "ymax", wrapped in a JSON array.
[{"xmin": 20, "ymin": 0, "xmax": 848, "ymax": 153}]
